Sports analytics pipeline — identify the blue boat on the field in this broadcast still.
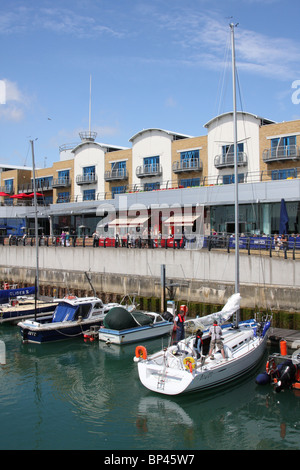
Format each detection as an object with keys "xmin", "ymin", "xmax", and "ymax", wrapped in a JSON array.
[
  {"xmin": 18, "ymin": 295, "xmax": 121, "ymax": 344},
  {"xmin": 0, "ymin": 286, "xmax": 35, "ymax": 304}
]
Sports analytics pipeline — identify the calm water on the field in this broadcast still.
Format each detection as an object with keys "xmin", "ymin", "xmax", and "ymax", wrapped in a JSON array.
[{"xmin": 0, "ymin": 324, "xmax": 299, "ymax": 451}]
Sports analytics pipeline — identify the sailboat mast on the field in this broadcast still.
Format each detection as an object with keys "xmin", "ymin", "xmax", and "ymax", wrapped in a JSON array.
[
  {"xmin": 30, "ymin": 139, "xmax": 39, "ymax": 300},
  {"xmin": 230, "ymin": 23, "xmax": 239, "ymax": 296}
]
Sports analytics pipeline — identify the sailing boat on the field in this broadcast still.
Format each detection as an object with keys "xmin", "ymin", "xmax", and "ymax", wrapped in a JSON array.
[{"xmin": 134, "ymin": 23, "xmax": 271, "ymax": 395}]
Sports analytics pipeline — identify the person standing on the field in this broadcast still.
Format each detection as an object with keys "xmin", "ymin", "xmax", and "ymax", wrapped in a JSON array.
[
  {"xmin": 175, "ymin": 305, "xmax": 187, "ymax": 342},
  {"xmin": 208, "ymin": 319, "xmax": 225, "ymax": 359}
]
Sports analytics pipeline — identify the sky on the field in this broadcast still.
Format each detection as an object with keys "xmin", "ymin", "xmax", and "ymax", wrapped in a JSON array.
[{"xmin": 1, "ymin": 0, "xmax": 300, "ymax": 169}]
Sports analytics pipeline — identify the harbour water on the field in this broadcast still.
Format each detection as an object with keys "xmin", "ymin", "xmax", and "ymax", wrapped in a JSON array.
[{"xmin": 0, "ymin": 324, "xmax": 299, "ymax": 452}]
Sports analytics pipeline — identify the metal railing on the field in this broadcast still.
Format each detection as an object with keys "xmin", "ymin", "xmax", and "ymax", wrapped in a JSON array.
[
  {"xmin": 136, "ymin": 163, "xmax": 162, "ymax": 178},
  {"xmin": 172, "ymin": 159, "xmax": 203, "ymax": 173},
  {"xmin": 263, "ymin": 145, "xmax": 300, "ymax": 162},
  {"xmin": 3, "ymin": 234, "xmax": 300, "ymax": 259},
  {"xmin": 214, "ymin": 152, "xmax": 248, "ymax": 168}
]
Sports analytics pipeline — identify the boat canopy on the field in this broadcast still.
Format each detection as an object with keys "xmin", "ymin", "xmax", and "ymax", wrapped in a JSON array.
[
  {"xmin": 52, "ymin": 302, "xmax": 92, "ymax": 323},
  {"xmin": 103, "ymin": 306, "xmax": 153, "ymax": 330}
]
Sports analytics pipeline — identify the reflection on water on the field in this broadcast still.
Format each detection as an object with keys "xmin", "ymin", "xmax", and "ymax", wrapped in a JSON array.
[{"xmin": 0, "ymin": 326, "xmax": 299, "ymax": 450}]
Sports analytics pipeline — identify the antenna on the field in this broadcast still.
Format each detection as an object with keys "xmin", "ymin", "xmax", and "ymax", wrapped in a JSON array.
[
  {"xmin": 89, "ymin": 74, "xmax": 92, "ymax": 134},
  {"xmin": 79, "ymin": 75, "xmax": 97, "ymax": 142}
]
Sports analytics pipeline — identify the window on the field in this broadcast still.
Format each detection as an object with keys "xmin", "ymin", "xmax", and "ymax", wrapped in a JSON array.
[
  {"xmin": 111, "ymin": 186, "xmax": 126, "ymax": 198},
  {"xmin": 180, "ymin": 150, "xmax": 199, "ymax": 169},
  {"xmin": 57, "ymin": 170, "xmax": 70, "ymax": 183},
  {"xmin": 271, "ymin": 168, "xmax": 297, "ymax": 180},
  {"xmin": 83, "ymin": 189, "xmax": 95, "ymax": 201},
  {"xmin": 180, "ymin": 178, "xmax": 200, "ymax": 188},
  {"xmin": 111, "ymin": 161, "xmax": 126, "ymax": 170},
  {"xmin": 144, "ymin": 182, "xmax": 160, "ymax": 191},
  {"xmin": 4, "ymin": 179, "xmax": 13, "ymax": 192},
  {"xmin": 223, "ymin": 174, "xmax": 244, "ymax": 184},
  {"xmin": 83, "ymin": 166, "xmax": 95, "ymax": 180},
  {"xmin": 111, "ymin": 161, "xmax": 127, "ymax": 178},
  {"xmin": 144, "ymin": 156, "xmax": 159, "ymax": 167},
  {"xmin": 34, "ymin": 176, "xmax": 53, "ymax": 189},
  {"xmin": 222, "ymin": 143, "xmax": 244, "ymax": 163},
  {"xmin": 57, "ymin": 192, "xmax": 70, "ymax": 203},
  {"xmin": 271, "ymin": 136, "xmax": 296, "ymax": 158}
]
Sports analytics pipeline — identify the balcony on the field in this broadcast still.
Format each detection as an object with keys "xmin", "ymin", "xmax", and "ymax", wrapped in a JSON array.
[
  {"xmin": 136, "ymin": 163, "xmax": 162, "ymax": 178},
  {"xmin": 104, "ymin": 169, "xmax": 128, "ymax": 182},
  {"xmin": 263, "ymin": 145, "xmax": 300, "ymax": 163},
  {"xmin": 52, "ymin": 177, "xmax": 71, "ymax": 188},
  {"xmin": 172, "ymin": 159, "xmax": 203, "ymax": 173},
  {"xmin": 76, "ymin": 173, "xmax": 97, "ymax": 185},
  {"xmin": 214, "ymin": 152, "xmax": 248, "ymax": 169},
  {"xmin": 0, "ymin": 186, "xmax": 14, "ymax": 195}
]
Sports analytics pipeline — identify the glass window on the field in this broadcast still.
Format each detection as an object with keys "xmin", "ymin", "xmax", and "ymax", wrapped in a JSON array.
[
  {"xmin": 179, "ymin": 150, "xmax": 200, "ymax": 170},
  {"xmin": 83, "ymin": 166, "xmax": 95, "ymax": 177},
  {"xmin": 271, "ymin": 168, "xmax": 297, "ymax": 180},
  {"xmin": 4, "ymin": 179, "xmax": 13, "ymax": 192},
  {"xmin": 271, "ymin": 136, "xmax": 296, "ymax": 157},
  {"xmin": 57, "ymin": 192, "xmax": 70, "ymax": 203},
  {"xmin": 83, "ymin": 189, "xmax": 95, "ymax": 201},
  {"xmin": 58, "ymin": 170, "xmax": 70, "ymax": 180},
  {"xmin": 111, "ymin": 186, "xmax": 126, "ymax": 198},
  {"xmin": 111, "ymin": 161, "xmax": 126, "ymax": 170},
  {"xmin": 180, "ymin": 178, "xmax": 200, "ymax": 188},
  {"xmin": 144, "ymin": 182, "xmax": 160, "ymax": 191},
  {"xmin": 223, "ymin": 174, "xmax": 244, "ymax": 184}
]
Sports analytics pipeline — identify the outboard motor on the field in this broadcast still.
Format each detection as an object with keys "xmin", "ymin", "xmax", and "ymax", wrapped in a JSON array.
[{"xmin": 275, "ymin": 360, "xmax": 296, "ymax": 393}]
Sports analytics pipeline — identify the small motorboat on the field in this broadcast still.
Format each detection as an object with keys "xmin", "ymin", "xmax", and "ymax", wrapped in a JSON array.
[
  {"xmin": 255, "ymin": 341, "xmax": 300, "ymax": 393},
  {"xmin": 98, "ymin": 306, "xmax": 174, "ymax": 345},
  {"xmin": 18, "ymin": 295, "xmax": 120, "ymax": 344}
]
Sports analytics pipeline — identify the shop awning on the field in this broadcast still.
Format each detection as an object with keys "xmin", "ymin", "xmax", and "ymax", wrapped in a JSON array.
[
  {"xmin": 105, "ymin": 215, "xmax": 149, "ymax": 227},
  {"xmin": 164, "ymin": 213, "xmax": 200, "ymax": 226}
]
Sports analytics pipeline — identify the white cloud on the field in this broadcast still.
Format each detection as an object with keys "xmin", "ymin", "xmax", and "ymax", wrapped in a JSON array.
[{"xmin": 0, "ymin": 79, "xmax": 28, "ymax": 122}]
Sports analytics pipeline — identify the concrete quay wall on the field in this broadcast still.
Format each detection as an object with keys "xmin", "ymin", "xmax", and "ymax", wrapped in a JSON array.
[{"xmin": 0, "ymin": 245, "xmax": 299, "ymax": 312}]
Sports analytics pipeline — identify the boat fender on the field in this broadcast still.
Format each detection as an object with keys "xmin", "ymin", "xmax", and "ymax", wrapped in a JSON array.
[
  {"xmin": 183, "ymin": 356, "xmax": 195, "ymax": 373},
  {"xmin": 135, "ymin": 345, "xmax": 147, "ymax": 360},
  {"xmin": 255, "ymin": 372, "xmax": 271, "ymax": 385},
  {"xmin": 261, "ymin": 321, "xmax": 271, "ymax": 337},
  {"xmin": 280, "ymin": 339, "xmax": 287, "ymax": 356}
]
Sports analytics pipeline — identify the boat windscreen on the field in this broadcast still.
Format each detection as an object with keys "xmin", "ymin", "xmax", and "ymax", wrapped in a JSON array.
[{"xmin": 52, "ymin": 302, "xmax": 78, "ymax": 322}]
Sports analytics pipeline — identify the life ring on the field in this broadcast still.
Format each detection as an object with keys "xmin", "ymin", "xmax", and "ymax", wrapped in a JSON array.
[
  {"xmin": 183, "ymin": 356, "xmax": 196, "ymax": 373},
  {"xmin": 135, "ymin": 345, "xmax": 147, "ymax": 360},
  {"xmin": 266, "ymin": 358, "xmax": 276, "ymax": 374},
  {"xmin": 64, "ymin": 295, "xmax": 77, "ymax": 300}
]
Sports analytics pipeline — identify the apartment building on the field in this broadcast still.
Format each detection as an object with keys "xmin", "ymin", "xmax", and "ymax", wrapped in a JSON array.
[{"xmin": 1, "ymin": 112, "xmax": 299, "ymax": 237}]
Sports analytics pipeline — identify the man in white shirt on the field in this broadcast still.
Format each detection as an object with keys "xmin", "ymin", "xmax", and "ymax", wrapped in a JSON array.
[{"xmin": 208, "ymin": 319, "xmax": 225, "ymax": 359}]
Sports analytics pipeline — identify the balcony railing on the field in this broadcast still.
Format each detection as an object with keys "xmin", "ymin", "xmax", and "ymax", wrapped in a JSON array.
[
  {"xmin": 76, "ymin": 174, "xmax": 97, "ymax": 185},
  {"xmin": 214, "ymin": 152, "xmax": 248, "ymax": 169},
  {"xmin": 0, "ymin": 186, "xmax": 14, "ymax": 194},
  {"xmin": 136, "ymin": 163, "xmax": 162, "ymax": 178},
  {"xmin": 263, "ymin": 145, "xmax": 300, "ymax": 163},
  {"xmin": 104, "ymin": 169, "xmax": 128, "ymax": 181},
  {"xmin": 172, "ymin": 159, "xmax": 203, "ymax": 173},
  {"xmin": 52, "ymin": 177, "xmax": 71, "ymax": 188}
]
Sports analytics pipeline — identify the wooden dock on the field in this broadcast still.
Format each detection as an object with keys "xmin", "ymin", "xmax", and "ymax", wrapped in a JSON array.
[{"xmin": 268, "ymin": 328, "xmax": 300, "ymax": 350}]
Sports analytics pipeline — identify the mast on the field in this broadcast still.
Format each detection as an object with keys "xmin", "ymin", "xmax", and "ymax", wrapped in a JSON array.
[
  {"xmin": 30, "ymin": 139, "xmax": 39, "ymax": 316},
  {"xmin": 230, "ymin": 22, "xmax": 239, "ymax": 326}
]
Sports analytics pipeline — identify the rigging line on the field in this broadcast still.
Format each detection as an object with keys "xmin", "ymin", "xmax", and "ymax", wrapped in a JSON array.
[{"xmin": 215, "ymin": 30, "xmax": 231, "ymax": 117}]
